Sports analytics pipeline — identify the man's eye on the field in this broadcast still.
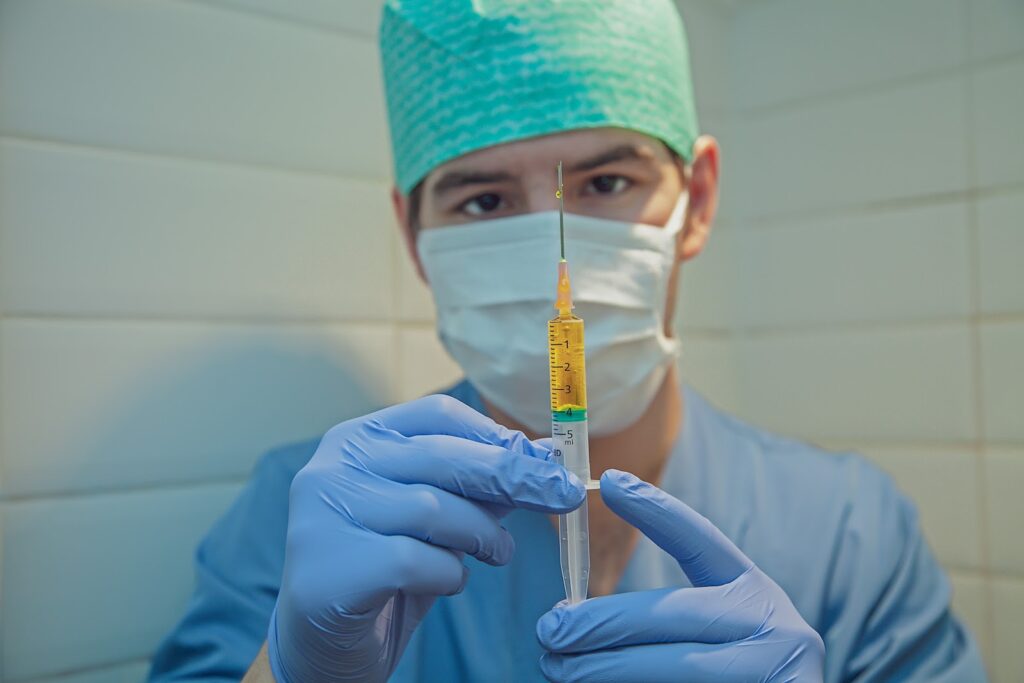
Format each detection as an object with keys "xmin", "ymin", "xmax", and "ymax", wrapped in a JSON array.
[
  {"xmin": 586, "ymin": 175, "xmax": 630, "ymax": 195},
  {"xmin": 461, "ymin": 193, "xmax": 504, "ymax": 216}
]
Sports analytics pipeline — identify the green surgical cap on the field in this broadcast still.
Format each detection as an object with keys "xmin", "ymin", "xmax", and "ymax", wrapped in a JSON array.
[{"xmin": 379, "ymin": 0, "xmax": 700, "ymax": 193}]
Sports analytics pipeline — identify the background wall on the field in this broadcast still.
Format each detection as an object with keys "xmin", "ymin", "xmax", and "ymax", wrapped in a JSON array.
[
  {"xmin": 0, "ymin": 0, "xmax": 1020, "ymax": 681},
  {"xmin": 705, "ymin": 3, "xmax": 1024, "ymax": 682}
]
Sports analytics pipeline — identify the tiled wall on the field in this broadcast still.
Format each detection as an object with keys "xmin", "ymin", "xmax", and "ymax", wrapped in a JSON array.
[
  {"xmin": 0, "ymin": 1, "xmax": 462, "ymax": 679},
  {"xmin": 0, "ymin": 0, "xmax": 1019, "ymax": 681},
  {"xmin": 706, "ymin": 1, "xmax": 1024, "ymax": 681}
]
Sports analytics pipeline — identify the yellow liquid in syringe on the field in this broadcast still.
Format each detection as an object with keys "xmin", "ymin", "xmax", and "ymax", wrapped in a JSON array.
[{"xmin": 548, "ymin": 313, "xmax": 587, "ymax": 423}]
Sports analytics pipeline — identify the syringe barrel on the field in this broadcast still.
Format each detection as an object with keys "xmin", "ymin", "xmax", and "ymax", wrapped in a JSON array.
[
  {"xmin": 551, "ymin": 422, "xmax": 591, "ymax": 604},
  {"xmin": 549, "ymin": 311, "xmax": 592, "ymax": 603},
  {"xmin": 551, "ymin": 419, "xmax": 591, "ymax": 483},
  {"xmin": 557, "ymin": 499, "xmax": 590, "ymax": 604}
]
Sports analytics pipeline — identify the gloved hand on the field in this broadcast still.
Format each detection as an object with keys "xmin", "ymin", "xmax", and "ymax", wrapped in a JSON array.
[
  {"xmin": 268, "ymin": 394, "xmax": 585, "ymax": 683},
  {"xmin": 536, "ymin": 469, "xmax": 825, "ymax": 683}
]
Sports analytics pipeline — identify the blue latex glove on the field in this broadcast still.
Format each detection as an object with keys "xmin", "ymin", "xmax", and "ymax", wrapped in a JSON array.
[
  {"xmin": 268, "ymin": 395, "xmax": 585, "ymax": 683},
  {"xmin": 537, "ymin": 469, "xmax": 825, "ymax": 683}
]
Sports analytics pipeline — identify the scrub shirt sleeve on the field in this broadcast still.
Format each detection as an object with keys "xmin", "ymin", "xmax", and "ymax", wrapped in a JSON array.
[
  {"xmin": 147, "ymin": 442, "xmax": 311, "ymax": 682},
  {"xmin": 830, "ymin": 459, "xmax": 987, "ymax": 682}
]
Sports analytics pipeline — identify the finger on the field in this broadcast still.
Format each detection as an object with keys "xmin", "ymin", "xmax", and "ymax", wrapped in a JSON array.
[
  {"xmin": 360, "ymin": 482, "xmax": 515, "ymax": 566},
  {"xmin": 540, "ymin": 640, "xmax": 768, "ymax": 683},
  {"xmin": 366, "ymin": 394, "xmax": 547, "ymax": 458},
  {"xmin": 599, "ymin": 469, "xmax": 752, "ymax": 587},
  {"xmin": 385, "ymin": 536, "xmax": 468, "ymax": 597},
  {"xmin": 536, "ymin": 583, "xmax": 762, "ymax": 653},
  {"xmin": 370, "ymin": 433, "xmax": 585, "ymax": 513}
]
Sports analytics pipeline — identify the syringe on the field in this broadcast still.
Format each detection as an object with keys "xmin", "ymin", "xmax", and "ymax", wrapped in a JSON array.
[{"xmin": 548, "ymin": 161, "xmax": 593, "ymax": 604}]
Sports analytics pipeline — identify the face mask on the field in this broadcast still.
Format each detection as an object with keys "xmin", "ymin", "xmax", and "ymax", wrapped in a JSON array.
[{"xmin": 417, "ymin": 194, "xmax": 687, "ymax": 436}]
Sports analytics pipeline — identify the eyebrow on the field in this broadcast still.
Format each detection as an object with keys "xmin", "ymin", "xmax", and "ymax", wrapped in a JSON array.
[
  {"xmin": 431, "ymin": 170, "xmax": 515, "ymax": 197},
  {"xmin": 568, "ymin": 144, "xmax": 651, "ymax": 172}
]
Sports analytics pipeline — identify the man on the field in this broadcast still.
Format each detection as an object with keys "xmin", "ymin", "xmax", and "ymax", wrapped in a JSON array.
[{"xmin": 149, "ymin": 1, "xmax": 986, "ymax": 681}]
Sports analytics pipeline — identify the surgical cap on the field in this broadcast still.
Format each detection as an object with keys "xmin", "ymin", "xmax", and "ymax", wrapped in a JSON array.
[{"xmin": 379, "ymin": 0, "xmax": 700, "ymax": 194}]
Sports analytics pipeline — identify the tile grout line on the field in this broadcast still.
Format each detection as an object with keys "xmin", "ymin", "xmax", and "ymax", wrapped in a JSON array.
[
  {"xmin": 959, "ymin": 0, "xmax": 998, "ymax": 656},
  {"xmin": 810, "ymin": 437, "xmax": 1012, "ymax": 451},
  {"xmin": 0, "ymin": 134, "xmax": 393, "ymax": 187},
  {"xmin": 733, "ymin": 313, "xmax": 1024, "ymax": 338},
  {"xmin": 178, "ymin": 0, "xmax": 379, "ymax": 43},
  {"xmin": 0, "ymin": 474, "xmax": 249, "ymax": 505},
  {"xmin": 732, "ymin": 48, "xmax": 1024, "ymax": 120},
  {"xmin": 0, "ymin": 311, "xmax": 401, "ymax": 328},
  {"xmin": 948, "ymin": 567, "xmax": 1024, "ymax": 583},
  {"xmin": 5, "ymin": 656, "xmax": 151, "ymax": 683},
  {"xmin": 0, "ymin": 151, "xmax": 6, "ymax": 660},
  {"xmin": 731, "ymin": 181, "xmax": 1024, "ymax": 230}
]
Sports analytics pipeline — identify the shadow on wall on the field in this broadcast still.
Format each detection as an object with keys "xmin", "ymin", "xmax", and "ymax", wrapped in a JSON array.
[
  {"xmin": 4, "ymin": 330, "xmax": 386, "ymax": 679},
  {"xmin": 7, "ymin": 324, "xmax": 391, "ymax": 495}
]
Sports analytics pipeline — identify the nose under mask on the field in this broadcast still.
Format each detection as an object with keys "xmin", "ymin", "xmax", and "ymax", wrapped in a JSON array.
[{"xmin": 416, "ymin": 194, "xmax": 687, "ymax": 436}]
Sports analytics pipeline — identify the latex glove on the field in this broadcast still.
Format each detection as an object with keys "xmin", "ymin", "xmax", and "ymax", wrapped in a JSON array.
[
  {"xmin": 269, "ymin": 394, "xmax": 585, "ymax": 683},
  {"xmin": 536, "ymin": 469, "xmax": 825, "ymax": 683}
]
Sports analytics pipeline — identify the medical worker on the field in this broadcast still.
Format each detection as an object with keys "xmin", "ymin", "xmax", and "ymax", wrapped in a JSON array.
[{"xmin": 149, "ymin": 1, "xmax": 986, "ymax": 681}]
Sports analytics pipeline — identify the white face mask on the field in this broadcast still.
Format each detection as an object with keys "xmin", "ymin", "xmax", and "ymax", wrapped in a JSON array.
[{"xmin": 417, "ymin": 194, "xmax": 687, "ymax": 436}]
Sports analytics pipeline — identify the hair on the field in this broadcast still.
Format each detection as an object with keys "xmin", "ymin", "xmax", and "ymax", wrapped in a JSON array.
[{"xmin": 407, "ymin": 180, "xmax": 424, "ymax": 235}]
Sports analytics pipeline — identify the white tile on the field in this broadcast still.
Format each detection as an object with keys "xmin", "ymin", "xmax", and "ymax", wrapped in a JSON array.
[
  {"xmin": 991, "ymin": 578, "xmax": 1024, "ymax": 683},
  {"xmin": 1, "ymin": 483, "xmax": 242, "ymax": 680},
  {"xmin": 984, "ymin": 448, "xmax": 1024, "ymax": 575},
  {"xmin": 731, "ymin": 0, "xmax": 966, "ymax": 110},
  {"xmin": 677, "ymin": 227, "xmax": 736, "ymax": 331},
  {"xmin": 949, "ymin": 571, "xmax": 993, "ymax": 669},
  {"xmin": 0, "ymin": 318, "xmax": 394, "ymax": 497},
  {"xmin": 0, "ymin": 140, "xmax": 394, "ymax": 320},
  {"xmin": 677, "ymin": 0, "xmax": 733, "ymax": 117},
  {"xmin": 695, "ymin": 109, "xmax": 730, "ymax": 152},
  {"xmin": 980, "ymin": 322, "xmax": 1024, "ymax": 442},
  {"xmin": 974, "ymin": 59, "xmax": 1024, "ymax": 189},
  {"xmin": 735, "ymin": 325, "xmax": 976, "ymax": 441},
  {"xmin": 736, "ymin": 203, "xmax": 972, "ymax": 327},
  {"xmin": 859, "ymin": 446, "xmax": 982, "ymax": 570},
  {"xmin": 970, "ymin": 0, "xmax": 1024, "ymax": 63},
  {"xmin": 679, "ymin": 333, "xmax": 740, "ymax": 414},
  {"xmin": 0, "ymin": 0, "xmax": 390, "ymax": 178},
  {"xmin": 396, "ymin": 326, "xmax": 462, "ymax": 403},
  {"xmin": 201, "ymin": 0, "xmax": 384, "ymax": 37},
  {"xmin": 978, "ymin": 192, "xmax": 1024, "ymax": 315},
  {"xmin": 732, "ymin": 77, "xmax": 969, "ymax": 219},
  {"xmin": 23, "ymin": 659, "xmax": 151, "ymax": 683}
]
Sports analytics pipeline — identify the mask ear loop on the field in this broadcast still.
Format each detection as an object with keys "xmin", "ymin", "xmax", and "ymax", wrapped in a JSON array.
[
  {"xmin": 656, "ymin": 192, "xmax": 688, "ymax": 359},
  {"xmin": 664, "ymin": 192, "xmax": 689, "ymax": 237},
  {"xmin": 657, "ymin": 191, "xmax": 689, "ymax": 307}
]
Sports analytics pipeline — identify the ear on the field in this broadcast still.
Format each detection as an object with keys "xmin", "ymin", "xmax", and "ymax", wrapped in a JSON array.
[
  {"xmin": 392, "ymin": 186, "xmax": 428, "ymax": 283},
  {"xmin": 679, "ymin": 135, "xmax": 720, "ymax": 262}
]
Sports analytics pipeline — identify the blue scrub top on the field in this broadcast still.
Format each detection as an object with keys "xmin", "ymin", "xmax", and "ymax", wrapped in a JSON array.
[{"xmin": 149, "ymin": 382, "xmax": 986, "ymax": 682}]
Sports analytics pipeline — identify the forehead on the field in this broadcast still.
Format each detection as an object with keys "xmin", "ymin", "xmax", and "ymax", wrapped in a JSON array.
[{"xmin": 421, "ymin": 128, "xmax": 673, "ymax": 187}]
